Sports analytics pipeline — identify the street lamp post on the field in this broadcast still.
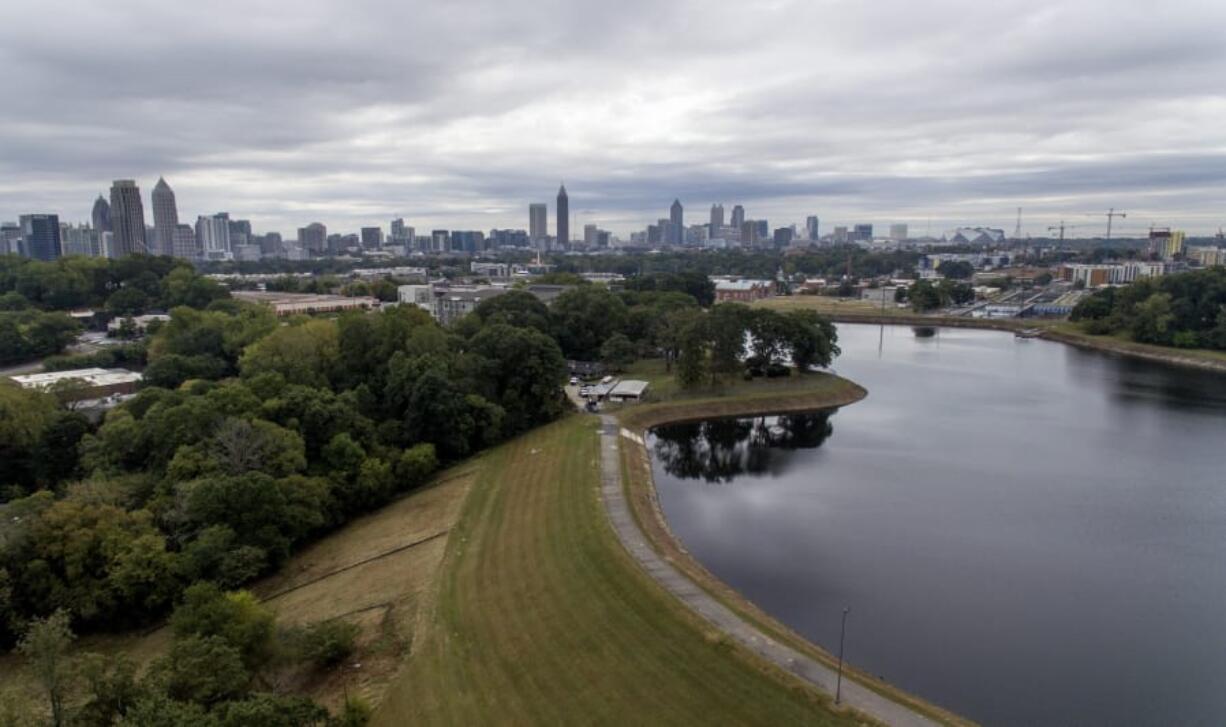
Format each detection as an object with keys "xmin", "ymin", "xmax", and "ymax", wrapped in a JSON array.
[{"xmin": 835, "ymin": 606, "xmax": 850, "ymax": 705}]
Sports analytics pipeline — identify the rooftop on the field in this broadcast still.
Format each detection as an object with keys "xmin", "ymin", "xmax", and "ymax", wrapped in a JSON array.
[{"xmin": 10, "ymin": 368, "xmax": 142, "ymax": 389}]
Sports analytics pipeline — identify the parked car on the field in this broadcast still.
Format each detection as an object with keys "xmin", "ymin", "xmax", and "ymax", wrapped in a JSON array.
[{"xmin": 569, "ymin": 376, "xmax": 579, "ymax": 385}]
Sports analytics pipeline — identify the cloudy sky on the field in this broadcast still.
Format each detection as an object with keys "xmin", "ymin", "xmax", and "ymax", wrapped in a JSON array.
[{"xmin": 2, "ymin": 0, "xmax": 1224, "ymax": 238}]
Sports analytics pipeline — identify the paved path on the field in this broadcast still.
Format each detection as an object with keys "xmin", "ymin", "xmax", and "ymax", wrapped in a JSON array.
[{"xmin": 597, "ymin": 414, "xmax": 939, "ymax": 727}]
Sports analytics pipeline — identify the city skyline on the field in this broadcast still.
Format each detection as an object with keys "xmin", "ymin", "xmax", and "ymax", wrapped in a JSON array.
[{"xmin": 2, "ymin": 1, "xmax": 1225, "ymax": 236}]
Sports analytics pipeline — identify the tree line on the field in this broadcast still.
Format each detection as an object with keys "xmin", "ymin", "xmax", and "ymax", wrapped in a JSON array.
[{"xmin": 1070, "ymin": 267, "xmax": 1226, "ymax": 349}]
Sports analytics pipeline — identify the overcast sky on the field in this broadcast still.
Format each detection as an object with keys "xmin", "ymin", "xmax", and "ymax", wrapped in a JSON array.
[{"xmin": 2, "ymin": 0, "xmax": 1224, "ymax": 238}]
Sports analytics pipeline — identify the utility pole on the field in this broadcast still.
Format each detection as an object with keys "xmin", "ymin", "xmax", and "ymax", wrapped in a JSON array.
[{"xmin": 835, "ymin": 606, "xmax": 850, "ymax": 705}]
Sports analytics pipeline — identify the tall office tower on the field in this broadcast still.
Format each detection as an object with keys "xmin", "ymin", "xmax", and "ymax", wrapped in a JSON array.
[
  {"xmin": 710, "ymin": 204, "xmax": 724, "ymax": 233},
  {"xmin": 19, "ymin": 215, "xmax": 61, "ymax": 261},
  {"xmin": 669, "ymin": 199, "xmax": 684, "ymax": 245},
  {"xmin": 91, "ymin": 195, "xmax": 111, "ymax": 233},
  {"xmin": 360, "ymin": 227, "xmax": 383, "ymax": 249},
  {"xmin": 431, "ymin": 230, "xmax": 450, "ymax": 252},
  {"xmin": 833, "ymin": 226, "xmax": 849, "ymax": 243},
  {"xmin": 740, "ymin": 221, "xmax": 758, "ymax": 246},
  {"xmin": 584, "ymin": 224, "xmax": 599, "ymax": 247},
  {"xmin": 890, "ymin": 223, "xmax": 908, "ymax": 241},
  {"xmin": 261, "ymin": 231, "xmax": 283, "ymax": 256},
  {"xmin": 756, "ymin": 219, "xmax": 769, "ymax": 240},
  {"xmin": 853, "ymin": 224, "xmax": 873, "ymax": 241},
  {"xmin": 731, "ymin": 205, "xmax": 745, "ymax": 229},
  {"xmin": 196, "ymin": 214, "xmax": 232, "ymax": 257},
  {"xmin": 0, "ymin": 222, "xmax": 21, "ymax": 256},
  {"xmin": 297, "ymin": 223, "xmax": 327, "ymax": 253},
  {"xmin": 529, "ymin": 203, "xmax": 547, "ymax": 244},
  {"xmin": 60, "ymin": 223, "xmax": 101, "ymax": 257},
  {"xmin": 151, "ymin": 177, "xmax": 180, "ymax": 257},
  {"xmin": 556, "ymin": 185, "xmax": 569, "ymax": 248},
  {"xmin": 806, "ymin": 216, "xmax": 820, "ymax": 241},
  {"xmin": 390, "ymin": 218, "xmax": 408, "ymax": 241},
  {"xmin": 173, "ymin": 225, "xmax": 197, "ymax": 259},
  {"xmin": 109, "ymin": 180, "xmax": 147, "ymax": 257}
]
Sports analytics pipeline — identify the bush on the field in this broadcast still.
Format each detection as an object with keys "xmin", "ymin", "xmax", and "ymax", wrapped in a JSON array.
[{"xmin": 295, "ymin": 619, "xmax": 360, "ymax": 668}]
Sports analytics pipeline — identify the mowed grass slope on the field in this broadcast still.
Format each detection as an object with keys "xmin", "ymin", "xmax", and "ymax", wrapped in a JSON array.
[{"xmin": 378, "ymin": 415, "xmax": 858, "ymax": 726}]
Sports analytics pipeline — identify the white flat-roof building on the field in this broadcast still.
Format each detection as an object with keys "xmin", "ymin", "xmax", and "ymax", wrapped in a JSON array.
[
  {"xmin": 608, "ymin": 379, "xmax": 650, "ymax": 401},
  {"xmin": 10, "ymin": 368, "xmax": 143, "ymax": 400}
]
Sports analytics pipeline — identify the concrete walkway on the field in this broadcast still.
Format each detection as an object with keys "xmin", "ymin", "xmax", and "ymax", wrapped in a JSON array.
[{"xmin": 597, "ymin": 414, "xmax": 939, "ymax": 727}]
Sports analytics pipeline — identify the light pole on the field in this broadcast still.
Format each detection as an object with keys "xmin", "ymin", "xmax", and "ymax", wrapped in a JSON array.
[{"xmin": 835, "ymin": 606, "xmax": 850, "ymax": 705}]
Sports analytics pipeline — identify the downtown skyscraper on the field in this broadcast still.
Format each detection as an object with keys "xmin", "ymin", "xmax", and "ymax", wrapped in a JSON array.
[
  {"xmin": 529, "ymin": 203, "xmax": 547, "ymax": 244},
  {"xmin": 109, "ymin": 179, "xmax": 147, "ymax": 257},
  {"xmin": 670, "ymin": 199, "xmax": 684, "ymax": 245},
  {"xmin": 151, "ymin": 177, "xmax": 180, "ymax": 257},
  {"xmin": 556, "ymin": 185, "xmax": 568, "ymax": 248}
]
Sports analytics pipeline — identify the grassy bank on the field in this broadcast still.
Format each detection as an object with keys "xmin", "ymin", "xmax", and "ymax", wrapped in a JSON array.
[
  {"xmin": 376, "ymin": 414, "xmax": 860, "ymax": 726},
  {"xmin": 616, "ymin": 370, "xmax": 973, "ymax": 727},
  {"xmin": 758, "ymin": 295, "xmax": 1226, "ymax": 373}
]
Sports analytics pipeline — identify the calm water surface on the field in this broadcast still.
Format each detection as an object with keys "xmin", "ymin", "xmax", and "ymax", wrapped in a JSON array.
[{"xmin": 649, "ymin": 324, "xmax": 1226, "ymax": 726}]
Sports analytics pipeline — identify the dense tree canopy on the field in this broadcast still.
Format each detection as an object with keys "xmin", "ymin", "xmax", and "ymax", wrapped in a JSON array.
[{"xmin": 1071, "ymin": 267, "xmax": 1226, "ymax": 348}]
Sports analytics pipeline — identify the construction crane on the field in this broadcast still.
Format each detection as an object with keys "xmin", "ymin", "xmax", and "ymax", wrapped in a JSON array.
[
  {"xmin": 1048, "ymin": 221, "xmax": 1077, "ymax": 242},
  {"xmin": 1087, "ymin": 208, "xmax": 1127, "ymax": 240}
]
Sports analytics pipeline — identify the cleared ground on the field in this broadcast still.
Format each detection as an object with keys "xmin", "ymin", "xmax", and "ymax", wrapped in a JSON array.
[{"xmin": 376, "ymin": 414, "xmax": 860, "ymax": 726}]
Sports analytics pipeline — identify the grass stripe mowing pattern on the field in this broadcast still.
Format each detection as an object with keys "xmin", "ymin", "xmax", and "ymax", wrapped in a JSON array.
[{"xmin": 375, "ymin": 415, "xmax": 860, "ymax": 726}]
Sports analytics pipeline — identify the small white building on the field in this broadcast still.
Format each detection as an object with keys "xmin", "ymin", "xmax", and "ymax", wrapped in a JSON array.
[{"xmin": 608, "ymin": 379, "xmax": 650, "ymax": 402}]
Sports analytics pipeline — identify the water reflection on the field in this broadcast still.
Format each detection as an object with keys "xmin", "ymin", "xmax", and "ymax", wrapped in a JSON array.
[{"xmin": 651, "ymin": 411, "xmax": 835, "ymax": 483}]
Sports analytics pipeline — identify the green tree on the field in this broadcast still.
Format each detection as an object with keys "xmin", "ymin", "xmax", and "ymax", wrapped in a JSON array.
[
  {"xmin": 783, "ymin": 310, "xmax": 840, "ymax": 371},
  {"xmin": 75, "ymin": 653, "xmax": 142, "ymax": 727},
  {"xmin": 599, "ymin": 333, "xmax": 637, "ymax": 371},
  {"xmin": 707, "ymin": 304, "xmax": 749, "ymax": 382},
  {"xmin": 1130, "ymin": 292, "xmax": 1176, "ymax": 344},
  {"xmin": 170, "ymin": 583, "xmax": 275, "ymax": 668},
  {"xmin": 395, "ymin": 443, "xmax": 438, "ymax": 490},
  {"xmin": 550, "ymin": 285, "xmax": 628, "ymax": 360},
  {"xmin": 675, "ymin": 317, "xmax": 708, "ymax": 390},
  {"xmin": 148, "ymin": 635, "xmax": 250, "ymax": 707},
  {"xmin": 17, "ymin": 610, "xmax": 75, "ymax": 727},
  {"xmin": 468, "ymin": 323, "xmax": 567, "ymax": 435},
  {"xmin": 239, "ymin": 319, "xmax": 340, "ymax": 388}
]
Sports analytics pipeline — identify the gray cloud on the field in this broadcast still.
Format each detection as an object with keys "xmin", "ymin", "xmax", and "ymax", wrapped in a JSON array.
[{"xmin": 1, "ymin": 0, "xmax": 1224, "ymax": 237}]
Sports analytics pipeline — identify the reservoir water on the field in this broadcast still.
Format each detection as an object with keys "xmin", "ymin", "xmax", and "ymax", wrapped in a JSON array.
[{"xmin": 648, "ymin": 324, "xmax": 1226, "ymax": 726}]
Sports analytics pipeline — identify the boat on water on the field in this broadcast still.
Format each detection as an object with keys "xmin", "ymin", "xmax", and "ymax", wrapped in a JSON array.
[{"xmin": 1015, "ymin": 328, "xmax": 1042, "ymax": 339}]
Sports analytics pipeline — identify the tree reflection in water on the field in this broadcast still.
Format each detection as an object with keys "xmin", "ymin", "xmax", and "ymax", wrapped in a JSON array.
[{"xmin": 650, "ymin": 410, "xmax": 835, "ymax": 483}]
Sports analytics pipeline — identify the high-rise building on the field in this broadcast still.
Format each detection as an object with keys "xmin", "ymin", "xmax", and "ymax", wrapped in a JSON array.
[
  {"xmin": 730, "ymin": 205, "xmax": 745, "ymax": 229},
  {"xmin": 890, "ymin": 224, "xmax": 908, "ymax": 241},
  {"xmin": 298, "ymin": 223, "xmax": 327, "ymax": 253},
  {"xmin": 529, "ymin": 203, "xmax": 547, "ymax": 244},
  {"xmin": 806, "ymin": 216, "xmax": 820, "ymax": 241},
  {"xmin": 109, "ymin": 180, "xmax": 147, "ymax": 257},
  {"xmin": 584, "ymin": 224, "xmax": 599, "ymax": 247},
  {"xmin": 740, "ymin": 221, "xmax": 759, "ymax": 246},
  {"xmin": 710, "ymin": 204, "xmax": 724, "ymax": 233},
  {"xmin": 773, "ymin": 227, "xmax": 795, "ymax": 247},
  {"xmin": 151, "ymin": 177, "xmax": 180, "ymax": 257},
  {"xmin": 390, "ymin": 218, "xmax": 409, "ymax": 242},
  {"xmin": 196, "ymin": 214, "xmax": 231, "ymax": 258},
  {"xmin": 0, "ymin": 222, "xmax": 21, "ymax": 256},
  {"xmin": 60, "ymin": 223, "xmax": 102, "ymax": 257},
  {"xmin": 431, "ymin": 230, "xmax": 450, "ymax": 252},
  {"xmin": 19, "ymin": 215, "xmax": 61, "ymax": 261},
  {"xmin": 260, "ymin": 231, "xmax": 283, "ymax": 257},
  {"xmin": 669, "ymin": 199, "xmax": 684, "ymax": 245},
  {"xmin": 756, "ymin": 219, "xmax": 769, "ymax": 240},
  {"xmin": 556, "ymin": 185, "xmax": 569, "ymax": 247},
  {"xmin": 91, "ymin": 195, "xmax": 111, "ymax": 234},
  {"xmin": 1148, "ymin": 228, "xmax": 1186, "ymax": 261},
  {"xmin": 361, "ymin": 227, "xmax": 384, "ymax": 249},
  {"xmin": 174, "ymin": 225, "xmax": 197, "ymax": 259},
  {"xmin": 853, "ymin": 224, "xmax": 873, "ymax": 241},
  {"xmin": 833, "ymin": 226, "xmax": 849, "ymax": 244}
]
